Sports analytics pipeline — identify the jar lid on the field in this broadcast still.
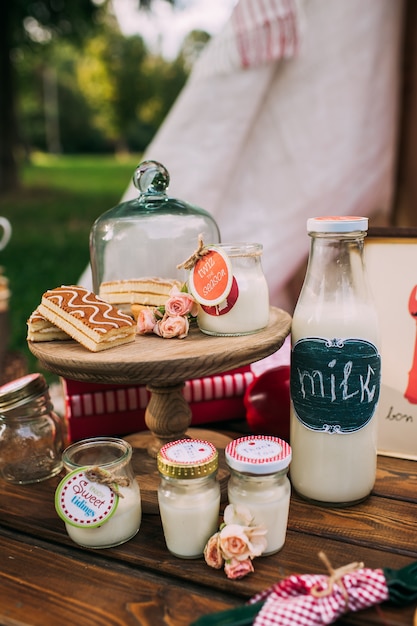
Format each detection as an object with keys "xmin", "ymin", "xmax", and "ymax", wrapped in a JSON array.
[
  {"xmin": 225, "ymin": 435, "xmax": 291, "ymax": 474},
  {"xmin": 307, "ymin": 216, "xmax": 368, "ymax": 233},
  {"xmin": 0, "ymin": 373, "xmax": 48, "ymax": 411},
  {"xmin": 157, "ymin": 439, "xmax": 218, "ymax": 479}
]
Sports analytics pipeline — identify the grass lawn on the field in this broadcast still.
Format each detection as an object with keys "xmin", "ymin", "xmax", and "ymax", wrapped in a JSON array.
[{"xmin": 0, "ymin": 152, "xmax": 142, "ymax": 378}]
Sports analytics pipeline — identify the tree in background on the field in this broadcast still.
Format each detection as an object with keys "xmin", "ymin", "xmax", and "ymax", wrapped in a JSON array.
[
  {"xmin": 2, "ymin": 0, "xmax": 208, "ymax": 192},
  {"xmin": 77, "ymin": 30, "xmax": 187, "ymax": 153},
  {"xmin": 1, "ymin": 0, "xmax": 109, "ymax": 192}
]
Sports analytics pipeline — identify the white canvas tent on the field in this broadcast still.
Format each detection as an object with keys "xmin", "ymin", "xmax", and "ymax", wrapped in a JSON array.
[{"xmin": 81, "ymin": 0, "xmax": 404, "ymax": 311}]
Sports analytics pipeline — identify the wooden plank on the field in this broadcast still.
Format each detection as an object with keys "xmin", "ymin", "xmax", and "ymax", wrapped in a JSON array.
[
  {"xmin": 0, "ymin": 466, "xmax": 416, "ymax": 600},
  {"xmin": 288, "ymin": 493, "xmax": 417, "ymax": 558},
  {"xmin": 0, "ymin": 525, "xmax": 415, "ymax": 626},
  {"xmin": 373, "ymin": 455, "xmax": 417, "ymax": 502},
  {"xmin": 1, "ymin": 454, "xmax": 417, "ymax": 625},
  {"xmin": 0, "ymin": 530, "xmax": 239, "ymax": 626}
]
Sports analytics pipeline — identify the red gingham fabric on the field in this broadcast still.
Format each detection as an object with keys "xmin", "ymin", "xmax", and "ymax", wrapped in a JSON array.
[{"xmin": 250, "ymin": 568, "xmax": 389, "ymax": 625}]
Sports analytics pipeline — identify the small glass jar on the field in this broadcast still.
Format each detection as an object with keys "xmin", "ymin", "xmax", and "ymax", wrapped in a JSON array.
[
  {"xmin": 59, "ymin": 437, "xmax": 141, "ymax": 549},
  {"xmin": 157, "ymin": 439, "xmax": 220, "ymax": 559},
  {"xmin": 191, "ymin": 243, "xmax": 270, "ymax": 336},
  {"xmin": 0, "ymin": 373, "xmax": 66, "ymax": 484},
  {"xmin": 225, "ymin": 435, "xmax": 292, "ymax": 555}
]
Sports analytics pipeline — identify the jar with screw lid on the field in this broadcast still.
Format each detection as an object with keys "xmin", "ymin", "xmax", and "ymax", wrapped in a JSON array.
[
  {"xmin": 225, "ymin": 435, "xmax": 292, "ymax": 555},
  {"xmin": 0, "ymin": 373, "xmax": 67, "ymax": 484},
  {"xmin": 157, "ymin": 439, "xmax": 220, "ymax": 559}
]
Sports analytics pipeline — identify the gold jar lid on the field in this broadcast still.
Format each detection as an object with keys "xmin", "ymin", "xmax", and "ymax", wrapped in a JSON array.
[{"xmin": 157, "ymin": 439, "xmax": 218, "ymax": 479}]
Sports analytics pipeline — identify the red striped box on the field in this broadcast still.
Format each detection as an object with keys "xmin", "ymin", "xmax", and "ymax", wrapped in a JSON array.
[{"xmin": 63, "ymin": 366, "xmax": 254, "ymax": 441}]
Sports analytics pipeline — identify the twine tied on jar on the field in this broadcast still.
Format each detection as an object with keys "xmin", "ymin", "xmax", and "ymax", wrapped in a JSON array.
[
  {"xmin": 85, "ymin": 465, "xmax": 130, "ymax": 498},
  {"xmin": 177, "ymin": 234, "xmax": 209, "ymax": 271}
]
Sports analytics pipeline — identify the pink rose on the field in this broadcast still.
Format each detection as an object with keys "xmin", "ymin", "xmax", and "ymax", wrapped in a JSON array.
[
  {"xmin": 136, "ymin": 308, "xmax": 157, "ymax": 334},
  {"xmin": 204, "ymin": 533, "xmax": 224, "ymax": 569},
  {"xmin": 219, "ymin": 523, "xmax": 267, "ymax": 561},
  {"xmin": 165, "ymin": 286, "xmax": 198, "ymax": 317},
  {"xmin": 224, "ymin": 557, "xmax": 254, "ymax": 580},
  {"xmin": 154, "ymin": 314, "xmax": 190, "ymax": 339}
]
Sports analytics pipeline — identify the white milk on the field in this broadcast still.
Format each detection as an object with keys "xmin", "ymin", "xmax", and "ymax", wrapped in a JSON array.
[
  {"xmin": 225, "ymin": 436, "xmax": 292, "ymax": 555},
  {"xmin": 65, "ymin": 482, "xmax": 142, "ymax": 548},
  {"xmin": 290, "ymin": 303, "xmax": 380, "ymax": 504},
  {"xmin": 158, "ymin": 486, "xmax": 220, "ymax": 558},
  {"xmin": 197, "ymin": 253, "xmax": 269, "ymax": 336},
  {"xmin": 227, "ymin": 475, "xmax": 291, "ymax": 555}
]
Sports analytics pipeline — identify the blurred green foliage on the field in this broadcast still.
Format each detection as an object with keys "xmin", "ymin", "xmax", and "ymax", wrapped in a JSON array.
[{"xmin": 0, "ymin": 153, "xmax": 141, "ymax": 375}]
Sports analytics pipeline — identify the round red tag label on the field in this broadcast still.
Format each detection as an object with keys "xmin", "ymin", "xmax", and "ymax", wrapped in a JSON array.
[
  {"xmin": 188, "ymin": 247, "xmax": 233, "ymax": 306},
  {"xmin": 201, "ymin": 277, "xmax": 239, "ymax": 316},
  {"xmin": 55, "ymin": 468, "xmax": 118, "ymax": 528}
]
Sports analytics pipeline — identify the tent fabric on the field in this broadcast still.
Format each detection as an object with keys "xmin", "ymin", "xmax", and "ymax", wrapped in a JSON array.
[{"xmin": 81, "ymin": 0, "xmax": 404, "ymax": 311}]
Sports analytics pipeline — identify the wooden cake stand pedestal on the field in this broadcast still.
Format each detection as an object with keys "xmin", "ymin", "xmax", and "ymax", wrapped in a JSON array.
[{"xmin": 29, "ymin": 307, "xmax": 291, "ymax": 513}]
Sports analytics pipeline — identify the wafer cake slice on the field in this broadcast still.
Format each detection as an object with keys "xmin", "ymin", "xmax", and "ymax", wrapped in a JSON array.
[
  {"xmin": 99, "ymin": 277, "xmax": 182, "ymax": 307},
  {"xmin": 38, "ymin": 285, "xmax": 135, "ymax": 352},
  {"xmin": 27, "ymin": 308, "xmax": 70, "ymax": 342}
]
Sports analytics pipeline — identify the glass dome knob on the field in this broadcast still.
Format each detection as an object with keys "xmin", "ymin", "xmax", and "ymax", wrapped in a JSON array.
[{"xmin": 133, "ymin": 160, "xmax": 170, "ymax": 195}]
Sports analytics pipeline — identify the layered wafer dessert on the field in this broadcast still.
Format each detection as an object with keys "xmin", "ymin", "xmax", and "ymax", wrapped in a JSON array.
[
  {"xmin": 36, "ymin": 285, "xmax": 136, "ymax": 352},
  {"xmin": 27, "ymin": 309, "xmax": 70, "ymax": 342},
  {"xmin": 99, "ymin": 277, "xmax": 182, "ymax": 316}
]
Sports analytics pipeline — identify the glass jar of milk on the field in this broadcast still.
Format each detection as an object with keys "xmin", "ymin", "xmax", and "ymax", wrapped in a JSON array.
[
  {"xmin": 290, "ymin": 216, "xmax": 381, "ymax": 506},
  {"xmin": 57, "ymin": 437, "xmax": 142, "ymax": 548},
  {"xmin": 188, "ymin": 243, "xmax": 270, "ymax": 336},
  {"xmin": 225, "ymin": 435, "xmax": 292, "ymax": 555},
  {"xmin": 157, "ymin": 439, "xmax": 220, "ymax": 559}
]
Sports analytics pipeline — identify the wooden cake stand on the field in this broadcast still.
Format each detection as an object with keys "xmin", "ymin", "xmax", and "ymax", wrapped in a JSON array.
[{"xmin": 28, "ymin": 306, "xmax": 291, "ymax": 513}]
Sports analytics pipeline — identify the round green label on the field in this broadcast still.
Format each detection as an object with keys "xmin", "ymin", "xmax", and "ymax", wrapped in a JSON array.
[
  {"xmin": 55, "ymin": 468, "xmax": 118, "ymax": 528},
  {"xmin": 290, "ymin": 337, "xmax": 381, "ymax": 433}
]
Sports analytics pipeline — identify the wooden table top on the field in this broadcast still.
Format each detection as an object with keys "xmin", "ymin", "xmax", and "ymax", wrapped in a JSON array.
[{"xmin": 1, "ymin": 429, "xmax": 417, "ymax": 626}]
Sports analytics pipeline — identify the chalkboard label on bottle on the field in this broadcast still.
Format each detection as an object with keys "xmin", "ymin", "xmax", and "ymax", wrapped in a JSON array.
[{"xmin": 291, "ymin": 337, "xmax": 381, "ymax": 433}]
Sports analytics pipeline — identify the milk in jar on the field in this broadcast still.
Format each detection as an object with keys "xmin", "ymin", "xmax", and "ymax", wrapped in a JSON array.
[
  {"xmin": 290, "ymin": 216, "xmax": 381, "ymax": 506},
  {"xmin": 157, "ymin": 439, "xmax": 220, "ymax": 558},
  {"xmin": 225, "ymin": 436, "xmax": 291, "ymax": 555},
  {"xmin": 188, "ymin": 243, "xmax": 270, "ymax": 336},
  {"xmin": 57, "ymin": 437, "xmax": 142, "ymax": 549}
]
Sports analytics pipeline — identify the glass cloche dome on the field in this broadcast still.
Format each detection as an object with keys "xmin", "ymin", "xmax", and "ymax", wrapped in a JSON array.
[{"xmin": 89, "ymin": 160, "xmax": 221, "ymax": 293}]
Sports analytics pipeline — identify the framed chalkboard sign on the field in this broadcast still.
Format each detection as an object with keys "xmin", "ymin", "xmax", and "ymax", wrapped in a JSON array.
[{"xmin": 365, "ymin": 227, "xmax": 417, "ymax": 460}]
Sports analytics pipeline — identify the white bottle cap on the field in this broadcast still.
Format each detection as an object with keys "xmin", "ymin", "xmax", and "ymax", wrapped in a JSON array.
[
  {"xmin": 307, "ymin": 216, "xmax": 368, "ymax": 233},
  {"xmin": 225, "ymin": 436, "xmax": 291, "ymax": 474}
]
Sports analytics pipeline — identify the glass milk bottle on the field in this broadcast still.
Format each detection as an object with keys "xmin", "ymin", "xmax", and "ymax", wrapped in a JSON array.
[
  {"xmin": 290, "ymin": 216, "xmax": 381, "ymax": 506},
  {"xmin": 225, "ymin": 436, "xmax": 291, "ymax": 555},
  {"xmin": 157, "ymin": 439, "xmax": 220, "ymax": 558}
]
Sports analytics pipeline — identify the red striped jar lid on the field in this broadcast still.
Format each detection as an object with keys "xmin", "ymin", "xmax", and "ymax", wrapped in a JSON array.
[{"xmin": 225, "ymin": 435, "xmax": 291, "ymax": 474}]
